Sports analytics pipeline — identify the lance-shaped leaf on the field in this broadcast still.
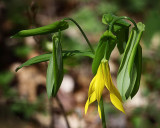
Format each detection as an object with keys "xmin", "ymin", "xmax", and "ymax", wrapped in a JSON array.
[
  {"xmin": 12, "ymin": 20, "xmax": 69, "ymax": 38},
  {"xmin": 125, "ymin": 63, "xmax": 137, "ymax": 99},
  {"xmin": 15, "ymin": 53, "xmax": 52, "ymax": 72},
  {"xmin": 53, "ymin": 31, "xmax": 64, "ymax": 96},
  {"xmin": 15, "ymin": 50, "xmax": 94, "ymax": 72},
  {"xmin": 46, "ymin": 31, "xmax": 64, "ymax": 98},
  {"xmin": 117, "ymin": 22, "xmax": 145, "ymax": 100},
  {"xmin": 92, "ymin": 30, "xmax": 116, "ymax": 75},
  {"xmin": 46, "ymin": 35, "xmax": 58, "ymax": 98},
  {"xmin": 46, "ymin": 55, "xmax": 55, "ymax": 98},
  {"xmin": 63, "ymin": 50, "xmax": 94, "ymax": 59},
  {"xmin": 131, "ymin": 44, "xmax": 142, "ymax": 98}
]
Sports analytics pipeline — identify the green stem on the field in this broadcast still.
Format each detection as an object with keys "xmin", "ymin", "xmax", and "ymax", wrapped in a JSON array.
[
  {"xmin": 63, "ymin": 17, "xmax": 95, "ymax": 54},
  {"xmin": 100, "ymin": 96, "xmax": 107, "ymax": 128},
  {"xmin": 109, "ymin": 16, "xmax": 138, "ymax": 31}
]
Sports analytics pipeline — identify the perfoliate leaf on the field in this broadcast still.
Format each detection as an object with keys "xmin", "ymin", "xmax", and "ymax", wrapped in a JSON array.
[
  {"xmin": 12, "ymin": 20, "xmax": 69, "ymax": 38},
  {"xmin": 117, "ymin": 22, "xmax": 145, "ymax": 100},
  {"xmin": 15, "ymin": 53, "xmax": 51, "ymax": 72},
  {"xmin": 102, "ymin": 13, "xmax": 114, "ymax": 25},
  {"xmin": 102, "ymin": 13, "xmax": 131, "ymax": 31},
  {"xmin": 117, "ymin": 29, "xmax": 136, "ymax": 100},
  {"xmin": 102, "ymin": 13, "xmax": 131, "ymax": 55},
  {"xmin": 92, "ymin": 30, "xmax": 116, "ymax": 75}
]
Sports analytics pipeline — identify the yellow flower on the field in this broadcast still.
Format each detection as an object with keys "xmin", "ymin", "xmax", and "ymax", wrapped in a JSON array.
[{"xmin": 85, "ymin": 59, "xmax": 125, "ymax": 118}]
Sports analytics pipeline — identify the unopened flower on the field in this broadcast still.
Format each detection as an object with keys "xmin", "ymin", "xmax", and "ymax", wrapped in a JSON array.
[{"xmin": 85, "ymin": 59, "xmax": 125, "ymax": 118}]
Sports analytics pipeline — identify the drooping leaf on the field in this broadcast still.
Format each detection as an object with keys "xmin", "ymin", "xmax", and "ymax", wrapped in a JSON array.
[
  {"xmin": 12, "ymin": 20, "xmax": 69, "ymax": 38},
  {"xmin": 53, "ymin": 31, "xmax": 64, "ymax": 96},
  {"xmin": 50, "ymin": 35, "xmax": 59, "ymax": 97},
  {"xmin": 117, "ymin": 22, "xmax": 145, "ymax": 100},
  {"xmin": 46, "ymin": 55, "xmax": 54, "ymax": 98},
  {"xmin": 117, "ymin": 29, "xmax": 135, "ymax": 100},
  {"xmin": 131, "ymin": 44, "xmax": 142, "ymax": 98},
  {"xmin": 92, "ymin": 30, "xmax": 116, "ymax": 75},
  {"xmin": 116, "ymin": 27, "xmax": 129, "ymax": 54},
  {"xmin": 125, "ymin": 63, "xmax": 137, "ymax": 99},
  {"xmin": 15, "ymin": 53, "xmax": 51, "ymax": 72}
]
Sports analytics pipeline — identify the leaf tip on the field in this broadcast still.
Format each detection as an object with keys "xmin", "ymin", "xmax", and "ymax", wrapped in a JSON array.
[{"xmin": 15, "ymin": 67, "xmax": 20, "ymax": 72}]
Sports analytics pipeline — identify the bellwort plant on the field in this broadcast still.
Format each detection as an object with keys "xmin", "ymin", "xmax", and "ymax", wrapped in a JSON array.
[{"xmin": 12, "ymin": 13, "xmax": 145, "ymax": 128}]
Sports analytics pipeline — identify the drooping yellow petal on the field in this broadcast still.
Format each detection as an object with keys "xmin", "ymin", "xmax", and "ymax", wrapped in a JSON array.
[
  {"xmin": 85, "ymin": 58, "xmax": 125, "ymax": 117},
  {"xmin": 101, "ymin": 59, "xmax": 112, "ymax": 91},
  {"xmin": 85, "ymin": 98, "xmax": 89, "ymax": 114},
  {"xmin": 109, "ymin": 75, "xmax": 122, "ymax": 102},
  {"xmin": 89, "ymin": 91, "xmax": 97, "ymax": 103},
  {"xmin": 101, "ymin": 59, "xmax": 124, "ymax": 113},
  {"xmin": 95, "ymin": 63, "xmax": 105, "ymax": 102},
  {"xmin": 88, "ymin": 76, "xmax": 96, "ymax": 97},
  {"xmin": 98, "ymin": 104, "xmax": 102, "ymax": 119},
  {"xmin": 85, "ymin": 91, "xmax": 96, "ymax": 114},
  {"xmin": 110, "ymin": 93, "xmax": 125, "ymax": 113},
  {"xmin": 102, "ymin": 59, "xmax": 122, "ymax": 101}
]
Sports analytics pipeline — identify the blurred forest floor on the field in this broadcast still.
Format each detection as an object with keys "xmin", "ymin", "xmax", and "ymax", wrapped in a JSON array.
[{"xmin": 0, "ymin": 0, "xmax": 160, "ymax": 128}]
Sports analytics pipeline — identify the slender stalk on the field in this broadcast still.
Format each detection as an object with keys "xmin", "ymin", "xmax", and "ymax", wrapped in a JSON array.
[
  {"xmin": 49, "ymin": 98, "xmax": 54, "ymax": 128},
  {"xmin": 109, "ymin": 16, "xmax": 138, "ymax": 31},
  {"xmin": 63, "ymin": 17, "xmax": 95, "ymax": 54},
  {"xmin": 99, "ymin": 96, "xmax": 107, "ymax": 128},
  {"xmin": 56, "ymin": 96, "xmax": 71, "ymax": 128}
]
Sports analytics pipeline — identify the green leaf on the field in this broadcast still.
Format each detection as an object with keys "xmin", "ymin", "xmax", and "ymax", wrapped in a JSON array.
[
  {"xmin": 15, "ymin": 53, "xmax": 51, "ymax": 72},
  {"xmin": 46, "ymin": 35, "xmax": 60, "ymax": 98},
  {"xmin": 117, "ymin": 29, "xmax": 135, "ymax": 100},
  {"xmin": 92, "ymin": 30, "xmax": 116, "ymax": 75},
  {"xmin": 102, "ymin": 13, "xmax": 131, "ymax": 30},
  {"xmin": 46, "ymin": 55, "xmax": 54, "ymax": 98},
  {"xmin": 131, "ymin": 45, "xmax": 142, "ymax": 98},
  {"xmin": 116, "ymin": 27, "xmax": 129, "ymax": 54},
  {"xmin": 117, "ymin": 22, "xmax": 145, "ymax": 100},
  {"xmin": 53, "ymin": 31, "xmax": 64, "ymax": 96},
  {"xmin": 125, "ymin": 63, "xmax": 137, "ymax": 99},
  {"xmin": 15, "ymin": 50, "xmax": 93, "ymax": 72},
  {"xmin": 12, "ymin": 20, "xmax": 69, "ymax": 38},
  {"xmin": 50, "ymin": 35, "xmax": 59, "ymax": 97},
  {"xmin": 63, "ymin": 50, "xmax": 94, "ymax": 58}
]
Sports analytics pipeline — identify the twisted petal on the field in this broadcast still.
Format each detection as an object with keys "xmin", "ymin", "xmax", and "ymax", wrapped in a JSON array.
[
  {"xmin": 109, "ymin": 74, "xmax": 122, "ymax": 101},
  {"xmin": 85, "ymin": 91, "xmax": 96, "ymax": 114},
  {"xmin": 95, "ymin": 63, "xmax": 105, "ymax": 103},
  {"xmin": 88, "ymin": 76, "xmax": 96, "ymax": 97},
  {"xmin": 98, "ymin": 104, "xmax": 102, "ymax": 119},
  {"xmin": 101, "ymin": 60, "xmax": 111, "ymax": 91}
]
